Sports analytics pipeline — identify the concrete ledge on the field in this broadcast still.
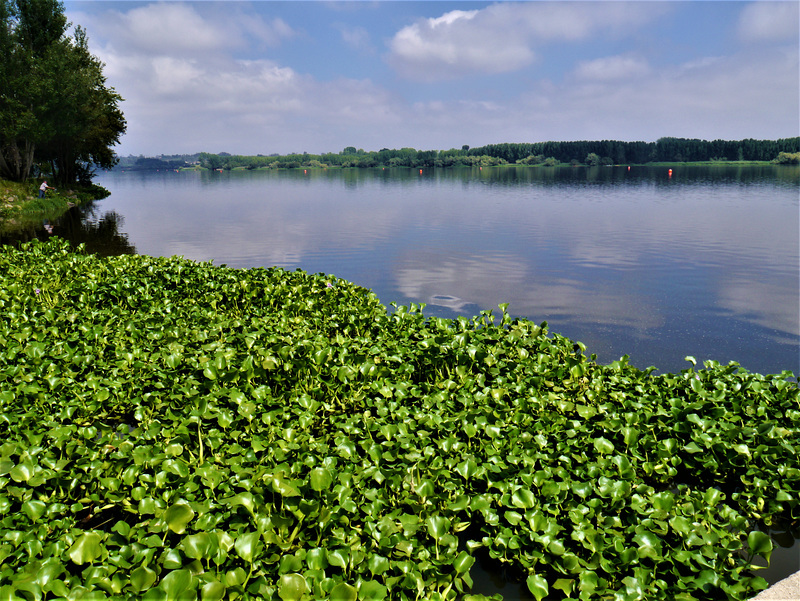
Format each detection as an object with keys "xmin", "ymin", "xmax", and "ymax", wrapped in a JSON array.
[{"xmin": 750, "ymin": 571, "xmax": 800, "ymax": 600}]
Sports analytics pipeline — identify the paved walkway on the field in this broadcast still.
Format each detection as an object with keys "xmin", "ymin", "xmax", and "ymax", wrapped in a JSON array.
[{"xmin": 751, "ymin": 571, "xmax": 800, "ymax": 600}]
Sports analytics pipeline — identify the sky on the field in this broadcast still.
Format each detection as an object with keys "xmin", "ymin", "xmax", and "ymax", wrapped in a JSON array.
[{"xmin": 64, "ymin": 1, "xmax": 800, "ymax": 157}]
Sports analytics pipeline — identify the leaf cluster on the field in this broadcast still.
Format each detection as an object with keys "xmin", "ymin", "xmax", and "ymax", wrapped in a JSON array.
[{"xmin": 0, "ymin": 239, "xmax": 797, "ymax": 600}]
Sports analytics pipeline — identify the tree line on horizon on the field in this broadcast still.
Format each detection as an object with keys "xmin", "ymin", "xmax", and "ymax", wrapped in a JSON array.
[{"xmin": 144, "ymin": 137, "xmax": 800, "ymax": 172}]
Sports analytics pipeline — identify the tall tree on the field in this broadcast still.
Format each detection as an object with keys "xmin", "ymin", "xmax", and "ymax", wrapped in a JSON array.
[
  {"xmin": 36, "ymin": 27, "xmax": 126, "ymax": 184},
  {"xmin": 0, "ymin": 0, "xmax": 125, "ymax": 184}
]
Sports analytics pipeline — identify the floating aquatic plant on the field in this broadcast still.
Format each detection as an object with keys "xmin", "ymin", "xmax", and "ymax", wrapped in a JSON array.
[{"xmin": 0, "ymin": 238, "xmax": 796, "ymax": 600}]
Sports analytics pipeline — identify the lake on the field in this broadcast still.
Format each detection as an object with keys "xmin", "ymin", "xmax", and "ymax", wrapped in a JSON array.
[
  {"xmin": 73, "ymin": 164, "xmax": 799, "ymax": 378},
  {"xmin": 14, "ymin": 163, "xmax": 800, "ymax": 594}
]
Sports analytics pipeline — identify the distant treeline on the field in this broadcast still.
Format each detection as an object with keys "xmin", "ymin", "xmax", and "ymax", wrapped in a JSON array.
[
  {"xmin": 119, "ymin": 138, "xmax": 800, "ymax": 171},
  {"xmin": 470, "ymin": 137, "xmax": 800, "ymax": 165},
  {"xmin": 116, "ymin": 154, "xmax": 203, "ymax": 171}
]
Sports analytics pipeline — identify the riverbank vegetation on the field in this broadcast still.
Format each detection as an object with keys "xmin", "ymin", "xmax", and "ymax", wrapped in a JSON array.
[
  {"xmin": 772, "ymin": 152, "xmax": 800, "ymax": 165},
  {"xmin": 0, "ymin": 0, "xmax": 126, "ymax": 186},
  {"xmin": 171, "ymin": 137, "xmax": 800, "ymax": 172},
  {"xmin": 0, "ymin": 177, "xmax": 109, "ymax": 235},
  {"xmin": 1, "ymin": 238, "xmax": 797, "ymax": 600}
]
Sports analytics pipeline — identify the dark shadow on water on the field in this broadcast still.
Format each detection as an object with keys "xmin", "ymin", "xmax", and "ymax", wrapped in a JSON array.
[{"xmin": 0, "ymin": 202, "xmax": 136, "ymax": 256}]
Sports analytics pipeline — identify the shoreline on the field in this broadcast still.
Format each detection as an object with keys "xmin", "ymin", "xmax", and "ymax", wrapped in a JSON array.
[{"xmin": 751, "ymin": 571, "xmax": 800, "ymax": 600}]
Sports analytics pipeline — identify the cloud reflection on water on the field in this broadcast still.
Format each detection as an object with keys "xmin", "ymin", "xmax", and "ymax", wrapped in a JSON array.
[{"xmin": 93, "ymin": 166, "xmax": 799, "ymax": 373}]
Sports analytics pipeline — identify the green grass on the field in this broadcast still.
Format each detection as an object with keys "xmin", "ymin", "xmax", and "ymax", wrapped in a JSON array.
[{"xmin": 0, "ymin": 178, "xmax": 109, "ymax": 234}]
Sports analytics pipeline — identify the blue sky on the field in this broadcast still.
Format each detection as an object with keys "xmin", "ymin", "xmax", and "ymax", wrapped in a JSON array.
[{"xmin": 65, "ymin": 1, "xmax": 799, "ymax": 156}]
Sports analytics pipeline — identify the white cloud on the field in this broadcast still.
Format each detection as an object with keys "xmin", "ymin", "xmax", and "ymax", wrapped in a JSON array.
[
  {"xmin": 150, "ymin": 57, "xmax": 204, "ymax": 96},
  {"xmin": 738, "ymin": 1, "xmax": 800, "ymax": 42},
  {"xmin": 387, "ymin": 2, "xmax": 667, "ymax": 81},
  {"xmin": 333, "ymin": 23, "xmax": 373, "ymax": 52},
  {"xmin": 388, "ymin": 7, "xmax": 532, "ymax": 80},
  {"xmin": 67, "ymin": 1, "xmax": 797, "ymax": 155},
  {"xmin": 513, "ymin": 45, "xmax": 799, "ymax": 143},
  {"xmin": 76, "ymin": 3, "xmax": 293, "ymax": 58},
  {"xmin": 574, "ymin": 55, "xmax": 651, "ymax": 81}
]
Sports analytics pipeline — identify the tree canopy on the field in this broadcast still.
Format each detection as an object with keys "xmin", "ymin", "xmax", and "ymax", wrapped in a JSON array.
[
  {"xmin": 0, "ymin": 0, "xmax": 125, "ymax": 185},
  {"xmin": 187, "ymin": 137, "xmax": 799, "ymax": 172}
]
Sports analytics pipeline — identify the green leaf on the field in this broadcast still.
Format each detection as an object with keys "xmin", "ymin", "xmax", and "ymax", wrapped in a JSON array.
[
  {"xmin": 307, "ymin": 547, "xmax": 329, "ymax": 570},
  {"xmin": 511, "ymin": 489, "xmax": 537, "ymax": 509},
  {"xmin": 330, "ymin": 582, "xmax": 358, "ymax": 601},
  {"xmin": 748, "ymin": 531, "xmax": 773, "ymax": 562},
  {"xmin": 593, "ymin": 437, "xmax": 614, "ymax": 455},
  {"xmin": 552, "ymin": 579, "xmax": 574, "ymax": 596},
  {"xmin": 22, "ymin": 499, "xmax": 46, "ymax": 522},
  {"xmin": 358, "ymin": 580, "xmax": 387, "ymax": 601},
  {"xmin": 182, "ymin": 533, "xmax": 213, "ymax": 561},
  {"xmin": 278, "ymin": 574, "xmax": 307, "ymax": 601},
  {"xmin": 9, "ymin": 463, "xmax": 34, "ymax": 483},
  {"xmin": 68, "ymin": 532, "xmax": 104, "ymax": 565},
  {"xmin": 526, "ymin": 574, "xmax": 548, "ymax": 601},
  {"xmin": 234, "ymin": 531, "xmax": 261, "ymax": 563},
  {"xmin": 227, "ymin": 492, "xmax": 256, "ymax": 517},
  {"xmin": 453, "ymin": 551, "xmax": 475, "ymax": 574},
  {"xmin": 455, "ymin": 458, "xmax": 478, "ymax": 480},
  {"xmin": 160, "ymin": 569, "xmax": 195, "ymax": 598},
  {"xmin": 200, "ymin": 580, "xmax": 225, "ymax": 601},
  {"xmin": 579, "ymin": 571, "xmax": 599, "ymax": 595},
  {"xmin": 426, "ymin": 515, "xmax": 451, "ymax": 542},
  {"xmin": 367, "ymin": 554, "xmax": 390, "ymax": 575},
  {"xmin": 634, "ymin": 531, "xmax": 662, "ymax": 560},
  {"xmin": 327, "ymin": 548, "xmax": 349, "ymax": 569},
  {"xmin": 164, "ymin": 503, "xmax": 195, "ymax": 534},
  {"xmin": 130, "ymin": 565, "xmax": 157, "ymax": 593},
  {"xmin": 309, "ymin": 467, "xmax": 333, "ymax": 492}
]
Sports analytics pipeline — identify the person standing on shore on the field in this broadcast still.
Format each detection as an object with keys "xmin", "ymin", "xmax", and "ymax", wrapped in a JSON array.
[{"xmin": 39, "ymin": 181, "xmax": 54, "ymax": 198}]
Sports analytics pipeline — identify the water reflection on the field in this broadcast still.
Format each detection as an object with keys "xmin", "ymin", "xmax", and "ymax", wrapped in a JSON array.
[
  {"xmin": 56, "ymin": 204, "xmax": 137, "ymax": 256},
  {"xmin": 88, "ymin": 165, "xmax": 798, "ymax": 376},
  {"xmin": 0, "ymin": 201, "xmax": 136, "ymax": 255}
]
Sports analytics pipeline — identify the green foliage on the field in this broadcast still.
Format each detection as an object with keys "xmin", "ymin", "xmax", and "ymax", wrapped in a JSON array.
[
  {"xmin": 192, "ymin": 138, "xmax": 800, "ymax": 173},
  {"xmin": 0, "ymin": 177, "xmax": 109, "ymax": 234},
  {"xmin": 471, "ymin": 138, "xmax": 800, "ymax": 165},
  {"xmin": 772, "ymin": 152, "xmax": 800, "ymax": 165},
  {"xmin": 0, "ymin": 238, "xmax": 797, "ymax": 600},
  {"xmin": 0, "ymin": 0, "xmax": 125, "ymax": 185}
]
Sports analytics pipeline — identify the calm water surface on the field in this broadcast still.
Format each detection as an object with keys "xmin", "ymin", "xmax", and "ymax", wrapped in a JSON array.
[
  {"xmin": 28, "ymin": 164, "xmax": 800, "ymax": 594},
  {"xmin": 85, "ymin": 165, "xmax": 799, "ymax": 377}
]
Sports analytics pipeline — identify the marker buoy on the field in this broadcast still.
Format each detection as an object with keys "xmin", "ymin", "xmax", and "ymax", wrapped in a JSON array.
[
  {"xmin": 668, "ymin": 169, "xmax": 673, "ymax": 177},
  {"xmin": 419, "ymin": 169, "xmax": 422, "ymax": 174}
]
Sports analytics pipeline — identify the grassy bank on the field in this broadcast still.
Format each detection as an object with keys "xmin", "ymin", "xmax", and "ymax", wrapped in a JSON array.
[
  {"xmin": 0, "ymin": 239, "xmax": 797, "ymax": 600},
  {"xmin": 0, "ymin": 179, "xmax": 109, "ymax": 235}
]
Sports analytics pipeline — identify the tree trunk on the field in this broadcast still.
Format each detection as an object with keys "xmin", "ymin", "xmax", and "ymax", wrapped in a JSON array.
[{"xmin": 0, "ymin": 138, "xmax": 36, "ymax": 181}]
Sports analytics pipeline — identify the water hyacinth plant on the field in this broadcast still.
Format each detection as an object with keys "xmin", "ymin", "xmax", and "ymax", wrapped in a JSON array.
[{"xmin": 0, "ymin": 238, "xmax": 797, "ymax": 600}]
